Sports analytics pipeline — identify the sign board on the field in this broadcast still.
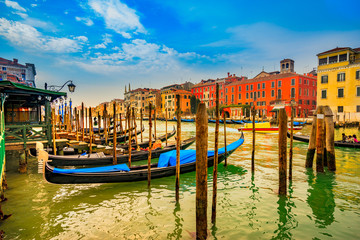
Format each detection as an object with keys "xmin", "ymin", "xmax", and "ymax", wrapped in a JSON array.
[{"xmin": 317, "ymin": 114, "xmax": 324, "ymax": 119}]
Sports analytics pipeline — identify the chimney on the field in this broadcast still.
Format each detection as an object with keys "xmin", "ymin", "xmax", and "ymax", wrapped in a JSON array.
[
  {"xmin": 228, "ymin": 72, "xmax": 230, "ymax": 77},
  {"xmin": 13, "ymin": 58, "xmax": 18, "ymax": 64}
]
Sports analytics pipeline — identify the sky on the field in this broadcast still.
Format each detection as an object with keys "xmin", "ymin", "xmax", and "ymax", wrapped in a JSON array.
[{"xmin": 1, "ymin": 0, "xmax": 359, "ymax": 106}]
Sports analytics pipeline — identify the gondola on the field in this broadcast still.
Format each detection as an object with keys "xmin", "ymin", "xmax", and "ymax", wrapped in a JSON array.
[
  {"xmin": 293, "ymin": 121, "xmax": 307, "ymax": 126},
  {"xmin": 181, "ymin": 119, "xmax": 195, "ymax": 122},
  {"xmin": 44, "ymin": 133, "xmax": 244, "ymax": 184},
  {"xmin": 286, "ymin": 132, "xmax": 360, "ymax": 148},
  {"xmin": 231, "ymin": 120, "xmax": 244, "ymax": 124},
  {"xmin": 47, "ymin": 137, "xmax": 196, "ymax": 166},
  {"xmin": 98, "ymin": 127, "xmax": 144, "ymax": 145}
]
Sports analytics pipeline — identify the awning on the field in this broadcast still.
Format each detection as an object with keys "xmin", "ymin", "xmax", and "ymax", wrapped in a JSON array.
[{"xmin": 270, "ymin": 106, "xmax": 284, "ymax": 112}]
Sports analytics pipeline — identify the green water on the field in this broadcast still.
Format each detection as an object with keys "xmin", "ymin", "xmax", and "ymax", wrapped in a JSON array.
[{"xmin": 1, "ymin": 122, "xmax": 359, "ymax": 239}]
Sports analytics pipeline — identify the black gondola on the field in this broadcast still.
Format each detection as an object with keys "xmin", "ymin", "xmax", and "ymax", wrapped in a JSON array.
[
  {"xmin": 286, "ymin": 132, "xmax": 360, "ymax": 148},
  {"xmin": 44, "ymin": 133, "xmax": 244, "ymax": 184},
  {"xmin": 47, "ymin": 137, "xmax": 195, "ymax": 166}
]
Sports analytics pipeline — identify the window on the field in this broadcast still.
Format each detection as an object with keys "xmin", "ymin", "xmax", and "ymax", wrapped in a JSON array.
[
  {"xmin": 299, "ymin": 78, "xmax": 302, "ymax": 84},
  {"xmin": 231, "ymin": 95, "xmax": 234, "ymax": 102},
  {"xmin": 250, "ymin": 92, "xmax": 253, "ymax": 98},
  {"xmin": 238, "ymin": 86, "xmax": 242, "ymax": 91},
  {"xmin": 307, "ymin": 100, "xmax": 310, "ymax": 105},
  {"xmin": 338, "ymin": 88, "xmax": 344, "ymax": 98},
  {"xmin": 291, "ymin": 78, "xmax": 295, "ymax": 86},
  {"xmin": 257, "ymin": 83, "xmax": 260, "ymax": 89},
  {"xmin": 238, "ymin": 94, "xmax": 241, "ymax": 99},
  {"xmin": 165, "ymin": 96, "xmax": 167, "ymax": 99},
  {"xmin": 319, "ymin": 58, "xmax": 327, "ymax": 65},
  {"xmin": 211, "ymin": 86, "xmax": 214, "ymax": 91},
  {"xmin": 357, "ymin": 86, "xmax": 360, "ymax": 97},
  {"xmin": 299, "ymin": 100, "xmax": 302, "ymax": 104},
  {"xmin": 221, "ymin": 92, "xmax": 223, "ymax": 97},
  {"xmin": 212, "ymin": 93, "xmax": 213, "ymax": 98},
  {"xmin": 232, "ymin": 87, "xmax": 234, "ymax": 93},
  {"xmin": 321, "ymin": 75, "xmax": 328, "ymax": 84},
  {"xmin": 271, "ymin": 90, "xmax": 275, "ymax": 97},
  {"xmin": 262, "ymin": 91, "xmax": 265, "ymax": 98},
  {"xmin": 312, "ymin": 100, "xmax": 316, "ymax": 106},
  {"xmin": 250, "ymin": 85, "xmax": 253, "ymax": 90},
  {"xmin": 277, "ymin": 89, "xmax": 282, "ymax": 99},
  {"xmin": 225, "ymin": 95, "xmax": 228, "ymax": 102},
  {"xmin": 313, "ymin": 90, "xmax": 315, "ymax": 96},
  {"xmin": 291, "ymin": 88, "xmax": 295, "ymax": 98},
  {"xmin": 246, "ymin": 93, "xmax": 249, "ymax": 99},
  {"xmin": 339, "ymin": 54, "xmax": 347, "ymax": 62},
  {"xmin": 246, "ymin": 85, "xmax": 249, "ymax": 91},
  {"xmin": 1, "ymin": 67, "xmax": 6, "ymax": 71},
  {"xmin": 278, "ymin": 81, "xmax": 282, "ymax": 87},
  {"xmin": 299, "ymin": 88, "xmax": 301, "ymax": 96},
  {"xmin": 304, "ymin": 79, "xmax": 307, "ymax": 85},
  {"xmin": 356, "ymin": 70, "xmax": 360, "ymax": 80},
  {"xmin": 271, "ymin": 82, "xmax": 275, "ymax": 88},
  {"xmin": 184, "ymin": 95, "xmax": 187, "ymax": 99},
  {"xmin": 329, "ymin": 55, "xmax": 337, "ymax": 64},
  {"xmin": 337, "ymin": 73, "xmax": 345, "ymax": 82},
  {"xmin": 338, "ymin": 106, "xmax": 343, "ymax": 113},
  {"xmin": 357, "ymin": 105, "xmax": 360, "ymax": 112},
  {"xmin": 321, "ymin": 89, "xmax": 327, "ymax": 99},
  {"xmin": 186, "ymin": 102, "xmax": 189, "ymax": 107},
  {"xmin": 262, "ymin": 83, "xmax": 265, "ymax": 89},
  {"xmin": 257, "ymin": 91, "xmax": 260, "ymax": 98},
  {"xmin": 226, "ymin": 88, "xmax": 228, "ymax": 93}
]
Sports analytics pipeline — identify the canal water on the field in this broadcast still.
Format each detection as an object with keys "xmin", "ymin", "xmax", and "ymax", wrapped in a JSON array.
[{"xmin": 1, "ymin": 121, "xmax": 359, "ymax": 239}]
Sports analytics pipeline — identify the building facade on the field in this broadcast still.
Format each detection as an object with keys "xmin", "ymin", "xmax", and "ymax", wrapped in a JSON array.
[
  {"xmin": 317, "ymin": 47, "xmax": 360, "ymax": 121},
  {"xmin": 0, "ymin": 57, "xmax": 36, "ymax": 87},
  {"xmin": 161, "ymin": 89, "xmax": 192, "ymax": 118}
]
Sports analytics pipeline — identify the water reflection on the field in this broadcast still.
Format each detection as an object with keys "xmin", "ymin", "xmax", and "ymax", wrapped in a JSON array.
[
  {"xmin": 246, "ymin": 175, "xmax": 260, "ymax": 230},
  {"xmin": 306, "ymin": 169, "xmax": 336, "ymax": 228},
  {"xmin": 167, "ymin": 202, "xmax": 183, "ymax": 239},
  {"xmin": 272, "ymin": 183, "xmax": 298, "ymax": 239}
]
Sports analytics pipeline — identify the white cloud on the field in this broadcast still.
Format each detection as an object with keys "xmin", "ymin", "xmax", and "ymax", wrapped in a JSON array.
[
  {"xmin": 5, "ymin": 0, "xmax": 26, "ymax": 12},
  {"xmin": 94, "ymin": 43, "xmax": 106, "ymax": 49},
  {"xmin": 75, "ymin": 36, "xmax": 89, "ymax": 42},
  {"xmin": 0, "ymin": 18, "xmax": 84, "ymax": 53},
  {"xmin": 13, "ymin": 11, "xmax": 28, "ymax": 18},
  {"xmin": 31, "ymin": 4, "xmax": 37, "ymax": 7},
  {"xmin": 88, "ymin": 0, "xmax": 146, "ymax": 38},
  {"xmin": 75, "ymin": 16, "xmax": 94, "ymax": 26}
]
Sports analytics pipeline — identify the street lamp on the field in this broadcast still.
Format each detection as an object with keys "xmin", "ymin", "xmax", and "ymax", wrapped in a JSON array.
[{"xmin": 45, "ymin": 80, "xmax": 76, "ymax": 93}]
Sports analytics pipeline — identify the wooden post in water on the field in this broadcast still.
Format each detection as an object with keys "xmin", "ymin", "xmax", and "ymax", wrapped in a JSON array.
[
  {"xmin": 81, "ymin": 102, "xmax": 85, "ymax": 141},
  {"xmin": 305, "ymin": 108, "xmax": 318, "ymax": 168},
  {"xmin": 223, "ymin": 113, "xmax": 227, "ymax": 167},
  {"xmin": 127, "ymin": 107, "xmax": 132, "ymax": 167},
  {"xmin": 251, "ymin": 106, "xmax": 256, "ymax": 174},
  {"xmin": 211, "ymin": 83, "xmax": 220, "ymax": 224},
  {"xmin": 278, "ymin": 108, "xmax": 287, "ymax": 195},
  {"xmin": 75, "ymin": 107, "xmax": 79, "ymax": 141},
  {"xmin": 113, "ymin": 103, "xmax": 117, "ymax": 165},
  {"xmin": 324, "ymin": 106, "xmax": 336, "ymax": 171},
  {"xmin": 148, "ymin": 103, "xmax": 152, "ymax": 187},
  {"xmin": 289, "ymin": 106, "xmax": 294, "ymax": 181},
  {"xmin": 165, "ymin": 108, "xmax": 168, "ymax": 146},
  {"xmin": 196, "ymin": 103, "xmax": 208, "ymax": 239},
  {"xmin": 89, "ymin": 107, "xmax": 93, "ymax": 154},
  {"xmin": 132, "ymin": 108, "xmax": 138, "ymax": 150},
  {"xmin": 98, "ymin": 111, "xmax": 101, "ymax": 132},
  {"xmin": 85, "ymin": 107, "xmax": 88, "ymax": 135},
  {"xmin": 51, "ymin": 109, "xmax": 57, "ymax": 155},
  {"xmin": 104, "ymin": 105, "xmax": 108, "ymax": 145},
  {"xmin": 316, "ymin": 106, "xmax": 325, "ymax": 173},
  {"xmin": 119, "ymin": 113, "xmax": 123, "ymax": 136},
  {"xmin": 154, "ymin": 107, "xmax": 157, "ymax": 140},
  {"xmin": 140, "ymin": 109, "xmax": 143, "ymax": 142},
  {"xmin": 176, "ymin": 95, "xmax": 181, "ymax": 202}
]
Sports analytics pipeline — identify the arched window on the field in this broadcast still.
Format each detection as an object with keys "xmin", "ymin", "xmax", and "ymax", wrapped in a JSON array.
[
  {"xmin": 291, "ymin": 88, "xmax": 295, "ymax": 98},
  {"xmin": 278, "ymin": 89, "xmax": 282, "ymax": 99}
]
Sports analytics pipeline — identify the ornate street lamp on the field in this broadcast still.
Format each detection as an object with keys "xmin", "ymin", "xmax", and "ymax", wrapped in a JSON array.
[{"xmin": 45, "ymin": 80, "xmax": 76, "ymax": 93}]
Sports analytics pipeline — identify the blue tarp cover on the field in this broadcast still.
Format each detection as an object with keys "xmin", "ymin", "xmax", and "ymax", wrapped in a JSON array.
[
  {"xmin": 53, "ymin": 163, "xmax": 131, "ymax": 174},
  {"xmin": 157, "ymin": 137, "xmax": 244, "ymax": 168}
]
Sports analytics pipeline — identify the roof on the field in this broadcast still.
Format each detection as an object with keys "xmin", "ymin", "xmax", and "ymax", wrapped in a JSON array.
[
  {"xmin": 0, "ymin": 57, "xmax": 26, "ymax": 68},
  {"xmin": 0, "ymin": 81, "xmax": 66, "ymax": 100},
  {"xmin": 317, "ymin": 47, "xmax": 351, "ymax": 56},
  {"xmin": 192, "ymin": 78, "xmax": 225, "ymax": 88}
]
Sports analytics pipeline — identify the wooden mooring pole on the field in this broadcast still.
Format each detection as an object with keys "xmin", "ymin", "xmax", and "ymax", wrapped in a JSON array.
[
  {"xmin": 251, "ymin": 106, "xmax": 256, "ymax": 174},
  {"xmin": 278, "ymin": 108, "xmax": 287, "ymax": 195},
  {"xmin": 211, "ymin": 83, "xmax": 220, "ymax": 224},
  {"xmin": 176, "ymin": 95, "xmax": 181, "ymax": 202},
  {"xmin": 324, "ymin": 106, "xmax": 336, "ymax": 171},
  {"xmin": 132, "ymin": 108, "xmax": 138, "ymax": 150},
  {"xmin": 196, "ymin": 102, "xmax": 208, "ymax": 239},
  {"xmin": 154, "ymin": 107, "xmax": 157, "ymax": 139},
  {"xmin": 113, "ymin": 103, "xmax": 117, "ymax": 165},
  {"xmin": 81, "ymin": 102, "xmax": 85, "ymax": 141},
  {"xmin": 289, "ymin": 106, "xmax": 294, "ymax": 181},
  {"xmin": 51, "ymin": 108, "xmax": 57, "ymax": 155},
  {"xmin": 165, "ymin": 108, "xmax": 168, "ymax": 146},
  {"xmin": 140, "ymin": 109, "xmax": 143, "ymax": 143},
  {"xmin": 104, "ymin": 105, "xmax": 108, "ymax": 145},
  {"xmin": 316, "ymin": 106, "xmax": 325, "ymax": 173},
  {"xmin": 305, "ymin": 108, "xmax": 318, "ymax": 168},
  {"xmin": 223, "ymin": 113, "xmax": 227, "ymax": 167},
  {"xmin": 148, "ymin": 103, "xmax": 152, "ymax": 187},
  {"xmin": 75, "ymin": 107, "xmax": 79, "ymax": 141},
  {"xmin": 89, "ymin": 107, "xmax": 93, "ymax": 154}
]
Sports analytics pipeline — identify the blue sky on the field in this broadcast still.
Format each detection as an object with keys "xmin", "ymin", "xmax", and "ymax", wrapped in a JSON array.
[{"xmin": 1, "ymin": 0, "xmax": 359, "ymax": 106}]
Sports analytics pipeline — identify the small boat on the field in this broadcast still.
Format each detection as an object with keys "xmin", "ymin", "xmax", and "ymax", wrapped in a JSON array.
[
  {"xmin": 47, "ymin": 137, "xmax": 196, "ymax": 166},
  {"xmin": 286, "ymin": 132, "xmax": 360, "ymax": 148},
  {"xmin": 242, "ymin": 120, "xmax": 260, "ymax": 123},
  {"xmin": 293, "ymin": 121, "xmax": 307, "ymax": 126},
  {"xmin": 231, "ymin": 120, "xmax": 244, "ymax": 124},
  {"xmin": 209, "ymin": 119, "xmax": 225, "ymax": 124},
  {"xmin": 238, "ymin": 122, "xmax": 303, "ymax": 133},
  {"xmin": 44, "ymin": 133, "xmax": 245, "ymax": 184},
  {"xmin": 181, "ymin": 118, "xmax": 195, "ymax": 122}
]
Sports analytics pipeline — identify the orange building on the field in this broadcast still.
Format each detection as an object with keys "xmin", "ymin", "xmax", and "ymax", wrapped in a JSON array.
[{"xmin": 161, "ymin": 89, "xmax": 192, "ymax": 117}]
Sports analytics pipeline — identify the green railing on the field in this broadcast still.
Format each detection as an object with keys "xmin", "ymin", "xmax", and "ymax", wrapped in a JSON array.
[
  {"xmin": 4, "ymin": 124, "xmax": 52, "ymax": 146},
  {"xmin": 0, "ymin": 97, "xmax": 5, "ymax": 187}
]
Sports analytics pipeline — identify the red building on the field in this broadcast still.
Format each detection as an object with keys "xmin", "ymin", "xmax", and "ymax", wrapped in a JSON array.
[{"xmin": 192, "ymin": 59, "xmax": 317, "ymax": 118}]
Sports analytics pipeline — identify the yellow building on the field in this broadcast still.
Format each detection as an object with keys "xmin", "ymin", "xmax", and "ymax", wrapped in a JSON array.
[
  {"xmin": 317, "ymin": 47, "xmax": 360, "ymax": 121},
  {"xmin": 161, "ymin": 89, "xmax": 192, "ymax": 118}
]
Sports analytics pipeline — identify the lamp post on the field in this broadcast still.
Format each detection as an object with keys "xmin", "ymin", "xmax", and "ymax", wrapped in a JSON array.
[{"xmin": 45, "ymin": 80, "xmax": 76, "ymax": 93}]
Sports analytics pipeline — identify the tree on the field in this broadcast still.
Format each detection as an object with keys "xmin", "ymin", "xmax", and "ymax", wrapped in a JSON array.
[{"xmin": 190, "ymin": 96, "xmax": 201, "ymax": 114}]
